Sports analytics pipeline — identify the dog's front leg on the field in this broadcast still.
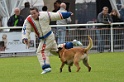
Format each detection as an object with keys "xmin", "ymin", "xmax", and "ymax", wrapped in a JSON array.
[{"xmin": 60, "ymin": 63, "xmax": 65, "ymax": 73}]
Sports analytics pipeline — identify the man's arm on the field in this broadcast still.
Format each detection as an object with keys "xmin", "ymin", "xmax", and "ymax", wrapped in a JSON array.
[
  {"xmin": 108, "ymin": 15, "xmax": 113, "ymax": 23},
  {"xmin": 48, "ymin": 12, "xmax": 73, "ymax": 21},
  {"xmin": 97, "ymin": 13, "xmax": 103, "ymax": 23},
  {"xmin": 22, "ymin": 19, "xmax": 32, "ymax": 46}
]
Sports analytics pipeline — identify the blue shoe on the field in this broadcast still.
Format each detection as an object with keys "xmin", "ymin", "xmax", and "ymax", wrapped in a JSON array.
[{"xmin": 41, "ymin": 68, "xmax": 51, "ymax": 74}]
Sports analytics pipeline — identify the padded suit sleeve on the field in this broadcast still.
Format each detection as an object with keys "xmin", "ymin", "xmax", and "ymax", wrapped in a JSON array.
[
  {"xmin": 48, "ymin": 12, "xmax": 71, "ymax": 21},
  {"xmin": 22, "ymin": 19, "xmax": 32, "ymax": 41}
]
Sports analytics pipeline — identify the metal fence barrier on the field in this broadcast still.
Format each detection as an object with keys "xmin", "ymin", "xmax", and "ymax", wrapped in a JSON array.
[
  {"xmin": 51, "ymin": 22, "xmax": 124, "ymax": 53},
  {"xmin": 0, "ymin": 22, "xmax": 124, "ymax": 57}
]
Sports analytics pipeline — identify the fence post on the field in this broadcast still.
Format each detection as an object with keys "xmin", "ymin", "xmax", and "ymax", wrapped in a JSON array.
[{"xmin": 110, "ymin": 24, "xmax": 114, "ymax": 52}]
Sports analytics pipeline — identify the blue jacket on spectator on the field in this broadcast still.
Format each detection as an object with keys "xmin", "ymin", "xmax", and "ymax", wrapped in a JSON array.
[{"xmin": 7, "ymin": 14, "xmax": 24, "ymax": 31}]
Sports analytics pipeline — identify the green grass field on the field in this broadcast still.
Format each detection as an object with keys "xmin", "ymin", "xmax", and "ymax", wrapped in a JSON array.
[{"xmin": 0, "ymin": 52, "xmax": 124, "ymax": 82}]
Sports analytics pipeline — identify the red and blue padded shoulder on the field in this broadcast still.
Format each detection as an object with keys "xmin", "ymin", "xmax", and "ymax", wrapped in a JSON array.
[
  {"xmin": 60, "ymin": 12, "xmax": 71, "ymax": 19},
  {"xmin": 65, "ymin": 42, "xmax": 73, "ymax": 49}
]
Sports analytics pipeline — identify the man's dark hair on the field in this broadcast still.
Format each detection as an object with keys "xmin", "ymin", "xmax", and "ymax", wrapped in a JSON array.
[
  {"xmin": 30, "ymin": 7, "xmax": 39, "ymax": 12},
  {"xmin": 25, "ymin": 2, "xmax": 30, "ymax": 8},
  {"xmin": 56, "ymin": 0, "xmax": 61, "ymax": 4},
  {"xmin": 42, "ymin": 6, "xmax": 48, "ymax": 11}
]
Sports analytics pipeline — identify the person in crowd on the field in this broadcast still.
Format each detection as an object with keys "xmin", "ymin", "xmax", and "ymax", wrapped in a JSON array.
[
  {"xmin": 7, "ymin": 7, "xmax": 24, "ymax": 32},
  {"xmin": 22, "ymin": 7, "xmax": 73, "ymax": 74},
  {"xmin": 109, "ymin": 9, "xmax": 122, "ymax": 50},
  {"xmin": 20, "ymin": 2, "xmax": 30, "ymax": 20},
  {"xmin": 119, "ymin": 6, "xmax": 124, "ymax": 49},
  {"xmin": 56, "ymin": 2, "xmax": 72, "ymax": 44},
  {"xmin": 110, "ymin": 9, "xmax": 122, "ymax": 23},
  {"xmin": 52, "ymin": 0, "xmax": 61, "ymax": 12},
  {"xmin": 42, "ymin": 6, "xmax": 48, "ymax": 11},
  {"xmin": 50, "ymin": 0, "xmax": 61, "ymax": 26},
  {"xmin": 119, "ymin": 5, "xmax": 124, "ymax": 22},
  {"xmin": 97, "ymin": 7, "xmax": 113, "ymax": 24},
  {"xmin": 96, "ymin": 6, "xmax": 113, "ymax": 53},
  {"xmin": 50, "ymin": 1, "xmax": 61, "ymax": 41}
]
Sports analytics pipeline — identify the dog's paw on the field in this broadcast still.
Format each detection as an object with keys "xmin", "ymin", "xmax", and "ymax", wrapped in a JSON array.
[
  {"xmin": 60, "ymin": 68, "xmax": 62, "ymax": 73},
  {"xmin": 68, "ymin": 66, "xmax": 71, "ymax": 72},
  {"xmin": 68, "ymin": 69, "xmax": 71, "ymax": 72},
  {"xmin": 88, "ymin": 67, "xmax": 91, "ymax": 72}
]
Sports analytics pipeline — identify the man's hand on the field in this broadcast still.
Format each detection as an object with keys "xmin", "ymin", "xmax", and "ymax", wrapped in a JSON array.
[
  {"xmin": 108, "ymin": 22, "xmax": 111, "ymax": 24},
  {"xmin": 71, "ymin": 12, "xmax": 73, "ymax": 16},
  {"xmin": 22, "ymin": 38, "xmax": 30, "ymax": 49}
]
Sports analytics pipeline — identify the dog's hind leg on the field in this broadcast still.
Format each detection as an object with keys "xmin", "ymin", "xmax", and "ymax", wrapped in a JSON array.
[
  {"xmin": 83, "ymin": 58, "xmax": 91, "ymax": 72},
  {"xmin": 60, "ymin": 62, "xmax": 65, "ymax": 73}
]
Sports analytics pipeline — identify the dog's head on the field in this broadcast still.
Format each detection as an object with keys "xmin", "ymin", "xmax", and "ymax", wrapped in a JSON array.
[
  {"xmin": 57, "ymin": 42, "xmax": 74, "ymax": 52},
  {"xmin": 57, "ymin": 44, "xmax": 65, "ymax": 53},
  {"xmin": 57, "ymin": 44, "xmax": 65, "ymax": 58}
]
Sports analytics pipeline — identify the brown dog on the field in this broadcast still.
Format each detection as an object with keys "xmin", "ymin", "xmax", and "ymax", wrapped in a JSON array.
[{"xmin": 58, "ymin": 36, "xmax": 93, "ymax": 72}]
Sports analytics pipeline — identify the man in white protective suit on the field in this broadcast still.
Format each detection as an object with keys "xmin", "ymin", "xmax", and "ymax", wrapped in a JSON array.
[{"xmin": 22, "ymin": 7, "xmax": 73, "ymax": 74}]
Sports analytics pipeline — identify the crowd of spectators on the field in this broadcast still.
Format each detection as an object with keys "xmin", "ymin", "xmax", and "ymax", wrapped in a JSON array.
[{"xmin": 96, "ymin": 6, "xmax": 124, "ymax": 53}]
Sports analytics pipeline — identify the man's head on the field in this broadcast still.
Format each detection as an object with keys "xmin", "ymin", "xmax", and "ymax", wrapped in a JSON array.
[
  {"xmin": 56, "ymin": 1, "xmax": 61, "ymax": 7},
  {"xmin": 14, "ymin": 8, "xmax": 20, "ymax": 16},
  {"xmin": 54, "ymin": 0, "xmax": 61, "ymax": 10},
  {"xmin": 24, "ymin": 2, "xmax": 30, "ymax": 8},
  {"xmin": 60, "ymin": 3, "xmax": 66, "ymax": 9},
  {"xmin": 110, "ymin": 9, "xmax": 118, "ymax": 16},
  {"xmin": 30, "ymin": 7, "xmax": 39, "ymax": 20},
  {"xmin": 42, "ymin": 6, "xmax": 48, "ymax": 11},
  {"xmin": 102, "ymin": 6, "xmax": 109, "ymax": 15}
]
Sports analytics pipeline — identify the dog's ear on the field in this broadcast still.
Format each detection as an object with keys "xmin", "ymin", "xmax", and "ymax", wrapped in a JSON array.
[
  {"xmin": 58, "ymin": 47, "xmax": 63, "ymax": 51},
  {"xmin": 58, "ymin": 44, "xmax": 65, "ymax": 48},
  {"xmin": 62, "ymin": 44, "xmax": 66, "ymax": 48}
]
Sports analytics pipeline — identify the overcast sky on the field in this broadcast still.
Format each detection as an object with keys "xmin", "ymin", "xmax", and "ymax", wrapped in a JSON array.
[{"xmin": 76, "ymin": 0, "xmax": 96, "ymax": 3}]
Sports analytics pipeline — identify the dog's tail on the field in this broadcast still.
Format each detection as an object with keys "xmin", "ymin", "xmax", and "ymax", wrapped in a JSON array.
[{"xmin": 84, "ymin": 36, "xmax": 93, "ymax": 52}]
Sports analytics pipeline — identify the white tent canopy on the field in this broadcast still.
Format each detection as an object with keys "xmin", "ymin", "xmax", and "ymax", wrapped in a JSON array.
[{"xmin": 0, "ymin": 0, "xmax": 44, "ymax": 28}]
